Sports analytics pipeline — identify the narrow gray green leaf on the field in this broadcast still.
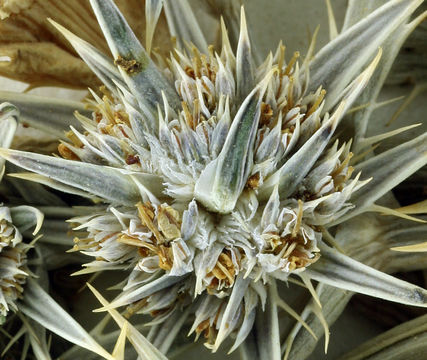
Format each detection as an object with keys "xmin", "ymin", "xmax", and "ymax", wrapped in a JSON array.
[
  {"xmin": 307, "ymin": 0, "xmax": 422, "ymax": 111},
  {"xmin": 335, "ymin": 132, "xmax": 427, "ymax": 224},
  {"xmin": 19, "ymin": 279, "xmax": 114, "ymax": 360},
  {"xmin": 145, "ymin": 0, "xmax": 164, "ymax": 55},
  {"xmin": 342, "ymin": 0, "xmax": 387, "ymax": 31},
  {"xmin": 236, "ymin": 7, "xmax": 254, "ymax": 101},
  {"xmin": 0, "ymin": 91, "xmax": 84, "ymax": 139},
  {"xmin": 306, "ymin": 244, "xmax": 427, "ymax": 307},
  {"xmin": 0, "ymin": 148, "xmax": 142, "ymax": 205},
  {"xmin": 9, "ymin": 172, "xmax": 101, "ymax": 201},
  {"xmin": 90, "ymin": 0, "xmax": 180, "ymax": 124}
]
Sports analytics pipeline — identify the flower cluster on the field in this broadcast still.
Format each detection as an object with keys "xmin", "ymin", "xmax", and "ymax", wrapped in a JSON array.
[
  {"xmin": 0, "ymin": 0, "xmax": 427, "ymax": 359},
  {"xmin": 0, "ymin": 205, "xmax": 28, "ymax": 320},
  {"xmin": 49, "ymin": 5, "xmax": 375, "ymax": 349}
]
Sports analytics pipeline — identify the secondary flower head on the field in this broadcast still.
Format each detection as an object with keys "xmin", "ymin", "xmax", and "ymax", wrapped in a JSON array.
[
  {"xmin": 0, "ymin": 103, "xmax": 43, "ymax": 323},
  {"xmin": 0, "ymin": 205, "xmax": 28, "ymax": 320},
  {"xmin": 0, "ymin": 103, "xmax": 25, "ymax": 321},
  {"xmin": 1, "ymin": 0, "xmax": 427, "ymax": 356}
]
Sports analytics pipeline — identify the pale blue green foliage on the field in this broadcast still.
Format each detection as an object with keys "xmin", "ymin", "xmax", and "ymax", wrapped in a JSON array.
[{"xmin": 1, "ymin": 0, "xmax": 427, "ymax": 359}]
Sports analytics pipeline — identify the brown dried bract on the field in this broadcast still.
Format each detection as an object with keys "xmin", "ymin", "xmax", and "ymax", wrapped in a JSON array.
[
  {"xmin": 288, "ymin": 251, "xmax": 319, "ymax": 272},
  {"xmin": 207, "ymin": 250, "xmax": 237, "ymax": 292},
  {"xmin": 260, "ymin": 102, "xmax": 273, "ymax": 126},
  {"xmin": 125, "ymin": 154, "xmax": 140, "ymax": 165},
  {"xmin": 136, "ymin": 202, "xmax": 165, "ymax": 244},
  {"xmin": 158, "ymin": 244, "xmax": 173, "ymax": 270},
  {"xmin": 247, "ymin": 172, "xmax": 260, "ymax": 189},
  {"xmin": 58, "ymin": 143, "xmax": 80, "ymax": 161},
  {"xmin": 264, "ymin": 231, "xmax": 319, "ymax": 271},
  {"xmin": 114, "ymin": 56, "xmax": 142, "ymax": 74},
  {"xmin": 157, "ymin": 205, "xmax": 181, "ymax": 241}
]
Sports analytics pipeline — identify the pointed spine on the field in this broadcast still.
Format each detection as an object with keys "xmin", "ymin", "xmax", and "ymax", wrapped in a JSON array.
[
  {"xmin": 145, "ymin": 0, "xmax": 164, "ymax": 55},
  {"xmin": 90, "ymin": 0, "xmax": 180, "ymax": 130},
  {"xmin": 49, "ymin": 19, "xmax": 127, "ymax": 94},
  {"xmin": 307, "ymin": 0, "xmax": 422, "ymax": 111},
  {"xmin": 236, "ymin": 7, "xmax": 254, "ymax": 101},
  {"xmin": 335, "ymin": 132, "xmax": 427, "ymax": 224},
  {"xmin": 306, "ymin": 244, "xmax": 427, "ymax": 307},
  {"xmin": 163, "ymin": 0, "xmax": 208, "ymax": 52}
]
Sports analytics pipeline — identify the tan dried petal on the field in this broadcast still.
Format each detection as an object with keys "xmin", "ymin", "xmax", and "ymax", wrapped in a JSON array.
[
  {"xmin": 136, "ymin": 202, "xmax": 165, "ymax": 244},
  {"xmin": 0, "ymin": 42, "xmax": 99, "ymax": 88},
  {"xmin": 0, "ymin": 0, "xmax": 172, "ymax": 88},
  {"xmin": 157, "ymin": 205, "xmax": 181, "ymax": 240},
  {"xmin": 0, "ymin": 0, "xmax": 34, "ymax": 20}
]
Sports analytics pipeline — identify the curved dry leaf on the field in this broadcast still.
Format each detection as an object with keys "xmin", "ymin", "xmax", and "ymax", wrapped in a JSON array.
[{"xmin": 0, "ymin": 0, "xmax": 172, "ymax": 88}]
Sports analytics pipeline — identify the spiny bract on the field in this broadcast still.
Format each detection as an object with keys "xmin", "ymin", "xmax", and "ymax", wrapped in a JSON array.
[{"xmin": 1, "ymin": 0, "xmax": 427, "ymax": 357}]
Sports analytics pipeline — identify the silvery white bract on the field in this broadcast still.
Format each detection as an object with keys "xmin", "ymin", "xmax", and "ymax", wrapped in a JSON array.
[{"xmin": 1, "ymin": 0, "xmax": 427, "ymax": 359}]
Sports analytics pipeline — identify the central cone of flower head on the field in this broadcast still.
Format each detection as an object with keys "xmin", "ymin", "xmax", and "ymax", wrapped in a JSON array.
[
  {"xmin": 0, "ymin": 205, "xmax": 28, "ymax": 321},
  {"xmin": 54, "ymin": 4, "xmax": 366, "ymax": 350}
]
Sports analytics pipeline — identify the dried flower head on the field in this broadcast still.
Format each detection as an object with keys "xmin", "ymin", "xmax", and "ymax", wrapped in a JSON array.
[
  {"xmin": 1, "ymin": 0, "xmax": 427, "ymax": 357},
  {"xmin": 0, "ymin": 205, "xmax": 28, "ymax": 320},
  {"xmin": 0, "ymin": 103, "xmax": 43, "ymax": 324}
]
